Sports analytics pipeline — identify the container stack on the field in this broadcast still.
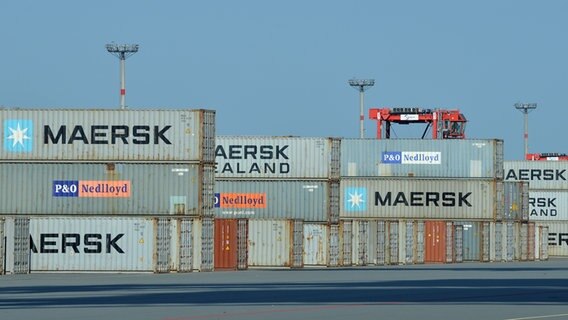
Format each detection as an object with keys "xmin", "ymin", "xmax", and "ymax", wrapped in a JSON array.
[
  {"xmin": 339, "ymin": 138, "xmax": 511, "ymax": 266},
  {"xmin": 214, "ymin": 136, "xmax": 340, "ymax": 269},
  {"xmin": 505, "ymin": 160, "xmax": 568, "ymax": 259},
  {"xmin": 0, "ymin": 109, "xmax": 216, "ymax": 274}
]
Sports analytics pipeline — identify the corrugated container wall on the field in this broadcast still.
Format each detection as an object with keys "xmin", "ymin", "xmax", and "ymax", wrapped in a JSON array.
[
  {"xmin": 247, "ymin": 220, "xmax": 291, "ymax": 267},
  {"xmin": 215, "ymin": 180, "xmax": 328, "ymax": 221},
  {"xmin": 341, "ymin": 139, "xmax": 503, "ymax": 179},
  {"xmin": 0, "ymin": 163, "xmax": 212, "ymax": 215},
  {"xmin": 215, "ymin": 136, "xmax": 340, "ymax": 179},
  {"xmin": 504, "ymin": 161, "xmax": 568, "ymax": 190},
  {"xmin": 340, "ymin": 178, "xmax": 499, "ymax": 220},
  {"xmin": 29, "ymin": 217, "xmax": 156, "ymax": 272},
  {"xmin": 0, "ymin": 109, "xmax": 216, "ymax": 162},
  {"xmin": 536, "ymin": 221, "xmax": 568, "ymax": 256},
  {"xmin": 528, "ymin": 190, "xmax": 568, "ymax": 221}
]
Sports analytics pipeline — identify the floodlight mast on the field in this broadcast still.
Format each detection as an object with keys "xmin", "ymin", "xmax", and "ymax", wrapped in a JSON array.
[
  {"xmin": 349, "ymin": 79, "xmax": 375, "ymax": 138},
  {"xmin": 514, "ymin": 103, "xmax": 537, "ymax": 158},
  {"xmin": 106, "ymin": 43, "xmax": 139, "ymax": 110}
]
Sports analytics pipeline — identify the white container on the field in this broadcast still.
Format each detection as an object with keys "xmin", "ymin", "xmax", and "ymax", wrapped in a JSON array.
[
  {"xmin": 528, "ymin": 190, "xmax": 568, "ymax": 221},
  {"xmin": 535, "ymin": 221, "xmax": 568, "ymax": 256},
  {"xmin": 505, "ymin": 161, "xmax": 568, "ymax": 190},
  {"xmin": 247, "ymin": 220, "xmax": 291, "ymax": 267},
  {"xmin": 0, "ymin": 109, "xmax": 215, "ymax": 162},
  {"xmin": 340, "ymin": 178, "xmax": 498, "ymax": 219},
  {"xmin": 215, "ymin": 136, "xmax": 340, "ymax": 179},
  {"xmin": 303, "ymin": 224, "xmax": 328, "ymax": 265}
]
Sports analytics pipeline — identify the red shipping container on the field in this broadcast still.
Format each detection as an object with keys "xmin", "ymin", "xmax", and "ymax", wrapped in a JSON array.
[
  {"xmin": 425, "ymin": 221, "xmax": 446, "ymax": 263},
  {"xmin": 214, "ymin": 219, "xmax": 238, "ymax": 270}
]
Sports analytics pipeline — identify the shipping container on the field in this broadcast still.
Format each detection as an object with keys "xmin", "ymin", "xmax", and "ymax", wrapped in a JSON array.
[
  {"xmin": 247, "ymin": 220, "xmax": 291, "ymax": 267},
  {"xmin": 341, "ymin": 139, "xmax": 503, "ymax": 179},
  {"xmin": 346, "ymin": 219, "xmax": 400, "ymax": 266},
  {"xmin": 340, "ymin": 178, "xmax": 499, "ymax": 219},
  {"xmin": 214, "ymin": 219, "xmax": 238, "ymax": 270},
  {"xmin": 527, "ymin": 190, "xmax": 568, "ymax": 221},
  {"xmin": 0, "ymin": 163, "xmax": 214, "ymax": 216},
  {"xmin": 215, "ymin": 136, "xmax": 340, "ymax": 179},
  {"xmin": 502, "ymin": 181, "xmax": 529, "ymax": 221},
  {"xmin": 10, "ymin": 216, "xmax": 209, "ymax": 273},
  {"xmin": 504, "ymin": 161, "xmax": 568, "ymax": 190},
  {"xmin": 537, "ymin": 225, "xmax": 549, "ymax": 261},
  {"xmin": 535, "ymin": 221, "xmax": 568, "ymax": 256},
  {"xmin": 452, "ymin": 222, "xmax": 481, "ymax": 261},
  {"xmin": 328, "ymin": 224, "xmax": 340, "ymax": 267},
  {"xmin": 214, "ymin": 180, "xmax": 330, "ymax": 221},
  {"xmin": 425, "ymin": 221, "xmax": 446, "ymax": 263},
  {"xmin": 0, "ymin": 109, "xmax": 215, "ymax": 162},
  {"xmin": 303, "ymin": 224, "xmax": 328, "ymax": 266}
]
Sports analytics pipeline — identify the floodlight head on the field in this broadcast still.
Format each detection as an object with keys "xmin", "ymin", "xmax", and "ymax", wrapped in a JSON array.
[
  {"xmin": 349, "ymin": 79, "xmax": 375, "ymax": 91},
  {"xmin": 106, "ymin": 43, "xmax": 139, "ymax": 59},
  {"xmin": 514, "ymin": 103, "xmax": 537, "ymax": 113}
]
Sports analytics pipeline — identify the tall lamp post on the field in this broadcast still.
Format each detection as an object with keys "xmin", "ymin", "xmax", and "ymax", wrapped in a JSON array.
[
  {"xmin": 106, "ymin": 43, "xmax": 139, "ymax": 110},
  {"xmin": 349, "ymin": 79, "xmax": 375, "ymax": 138},
  {"xmin": 514, "ymin": 102, "xmax": 537, "ymax": 158}
]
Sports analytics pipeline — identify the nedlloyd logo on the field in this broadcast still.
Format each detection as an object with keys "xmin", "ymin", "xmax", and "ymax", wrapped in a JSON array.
[
  {"xmin": 4, "ymin": 120, "xmax": 33, "ymax": 152},
  {"xmin": 344, "ymin": 187, "xmax": 367, "ymax": 211}
]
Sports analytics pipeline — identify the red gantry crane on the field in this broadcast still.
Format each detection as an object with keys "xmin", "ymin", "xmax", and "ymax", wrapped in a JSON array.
[
  {"xmin": 525, "ymin": 153, "xmax": 568, "ymax": 161},
  {"xmin": 368, "ymin": 107, "xmax": 467, "ymax": 139}
]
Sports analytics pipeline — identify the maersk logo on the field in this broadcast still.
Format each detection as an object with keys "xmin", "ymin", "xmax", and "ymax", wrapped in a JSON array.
[
  {"xmin": 382, "ymin": 151, "xmax": 441, "ymax": 164},
  {"xmin": 345, "ymin": 187, "xmax": 367, "ymax": 211},
  {"xmin": 4, "ymin": 120, "xmax": 33, "ymax": 152}
]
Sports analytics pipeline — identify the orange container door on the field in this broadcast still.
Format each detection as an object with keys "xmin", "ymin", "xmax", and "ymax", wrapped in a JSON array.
[
  {"xmin": 214, "ymin": 219, "xmax": 238, "ymax": 270},
  {"xmin": 425, "ymin": 221, "xmax": 447, "ymax": 263}
]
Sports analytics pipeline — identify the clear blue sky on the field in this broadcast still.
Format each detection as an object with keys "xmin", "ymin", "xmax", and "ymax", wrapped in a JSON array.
[{"xmin": 1, "ymin": 1, "xmax": 566, "ymax": 160}]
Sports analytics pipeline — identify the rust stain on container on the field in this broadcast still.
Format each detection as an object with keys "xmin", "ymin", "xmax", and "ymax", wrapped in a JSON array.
[
  {"xmin": 214, "ymin": 219, "xmax": 238, "ymax": 270},
  {"xmin": 425, "ymin": 220, "xmax": 446, "ymax": 263}
]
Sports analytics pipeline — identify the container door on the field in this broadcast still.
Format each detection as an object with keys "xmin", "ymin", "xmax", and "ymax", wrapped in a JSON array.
[
  {"xmin": 358, "ymin": 220, "xmax": 368, "ymax": 266},
  {"xmin": 0, "ymin": 219, "xmax": 4, "ymax": 275},
  {"xmin": 376, "ymin": 221, "xmax": 386, "ymax": 265},
  {"xmin": 528, "ymin": 222, "xmax": 535, "ymax": 261},
  {"xmin": 214, "ymin": 219, "xmax": 238, "ymax": 270},
  {"xmin": 445, "ymin": 222, "xmax": 453, "ymax": 263},
  {"xmin": 303, "ymin": 224, "xmax": 327, "ymax": 266},
  {"xmin": 201, "ymin": 217, "xmax": 214, "ymax": 271},
  {"xmin": 247, "ymin": 220, "xmax": 291, "ymax": 267},
  {"xmin": 520, "ymin": 223, "xmax": 528, "ymax": 261},
  {"xmin": 454, "ymin": 225, "xmax": 463, "ymax": 263},
  {"xmin": 540, "ymin": 226, "xmax": 549, "ymax": 261},
  {"xmin": 14, "ymin": 217, "xmax": 30, "ymax": 274},
  {"xmin": 237, "ymin": 219, "xmax": 248, "ymax": 270},
  {"xmin": 156, "ymin": 218, "xmax": 171, "ymax": 273},
  {"xmin": 328, "ymin": 225, "xmax": 340, "ymax": 267},
  {"xmin": 405, "ymin": 221, "xmax": 413, "ymax": 264},
  {"xmin": 388, "ymin": 221, "xmax": 399, "ymax": 265},
  {"xmin": 494, "ymin": 222, "xmax": 502, "ymax": 262},
  {"xmin": 416, "ymin": 221, "xmax": 425, "ymax": 264},
  {"xmin": 482, "ymin": 222, "xmax": 490, "ymax": 262},
  {"xmin": 329, "ymin": 182, "xmax": 340, "ymax": 224},
  {"xmin": 425, "ymin": 221, "xmax": 446, "ymax": 263},
  {"xmin": 342, "ymin": 220, "xmax": 352, "ymax": 266},
  {"xmin": 179, "ymin": 219, "xmax": 193, "ymax": 272},
  {"xmin": 292, "ymin": 220, "xmax": 304, "ymax": 268},
  {"xmin": 506, "ymin": 222, "xmax": 514, "ymax": 262}
]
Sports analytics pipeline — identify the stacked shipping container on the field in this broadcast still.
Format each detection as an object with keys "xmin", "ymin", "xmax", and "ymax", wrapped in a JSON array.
[
  {"xmin": 214, "ymin": 136, "xmax": 340, "ymax": 269},
  {"xmin": 338, "ymin": 138, "xmax": 531, "ymax": 265},
  {"xmin": 505, "ymin": 161, "xmax": 568, "ymax": 258},
  {"xmin": 0, "ymin": 109, "xmax": 216, "ymax": 274}
]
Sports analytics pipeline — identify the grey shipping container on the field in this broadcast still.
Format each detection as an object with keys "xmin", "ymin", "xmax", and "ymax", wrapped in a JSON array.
[
  {"xmin": 215, "ymin": 180, "xmax": 329, "ymax": 222},
  {"xmin": 0, "ymin": 109, "xmax": 215, "ymax": 162},
  {"xmin": 504, "ymin": 161, "xmax": 568, "ymax": 190},
  {"xmin": 1, "ymin": 216, "xmax": 207, "ymax": 273},
  {"xmin": 528, "ymin": 190, "xmax": 568, "ymax": 221},
  {"xmin": 215, "ymin": 136, "xmax": 340, "ymax": 179},
  {"xmin": 341, "ymin": 139, "xmax": 503, "ymax": 179},
  {"xmin": 0, "ymin": 163, "xmax": 214, "ymax": 215},
  {"xmin": 340, "ymin": 178, "xmax": 499, "ymax": 220}
]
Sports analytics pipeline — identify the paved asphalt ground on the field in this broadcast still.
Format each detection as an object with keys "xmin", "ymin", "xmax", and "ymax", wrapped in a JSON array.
[{"xmin": 1, "ymin": 259, "xmax": 568, "ymax": 320}]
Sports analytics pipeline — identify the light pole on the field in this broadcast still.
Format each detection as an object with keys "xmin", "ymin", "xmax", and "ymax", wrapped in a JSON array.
[
  {"xmin": 106, "ymin": 43, "xmax": 139, "ymax": 110},
  {"xmin": 349, "ymin": 79, "xmax": 375, "ymax": 138},
  {"xmin": 514, "ymin": 102, "xmax": 537, "ymax": 158}
]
